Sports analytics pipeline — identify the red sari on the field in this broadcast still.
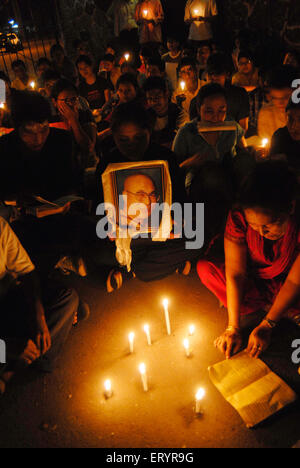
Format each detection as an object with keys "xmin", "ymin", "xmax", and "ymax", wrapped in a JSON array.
[{"xmin": 197, "ymin": 210, "xmax": 300, "ymax": 315}]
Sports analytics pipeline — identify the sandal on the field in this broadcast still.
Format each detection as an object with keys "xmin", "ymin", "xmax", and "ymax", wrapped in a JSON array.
[
  {"xmin": 73, "ymin": 301, "xmax": 90, "ymax": 326},
  {"xmin": 176, "ymin": 261, "xmax": 192, "ymax": 276},
  {"xmin": 106, "ymin": 269, "xmax": 123, "ymax": 293}
]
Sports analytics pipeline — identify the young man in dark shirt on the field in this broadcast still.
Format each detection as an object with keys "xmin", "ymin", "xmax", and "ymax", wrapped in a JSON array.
[
  {"xmin": 0, "ymin": 91, "xmax": 88, "ymax": 274},
  {"xmin": 76, "ymin": 55, "xmax": 114, "ymax": 111}
]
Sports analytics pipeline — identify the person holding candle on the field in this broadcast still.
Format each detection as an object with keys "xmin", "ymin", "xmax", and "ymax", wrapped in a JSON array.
[
  {"xmin": 172, "ymin": 58, "xmax": 202, "ymax": 115},
  {"xmin": 161, "ymin": 35, "xmax": 183, "ymax": 92},
  {"xmin": 11, "ymin": 60, "xmax": 36, "ymax": 92},
  {"xmin": 197, "ymin": 161, "xmax": 300, "ymax": 361},
  {"xmin": 184, "ymin": 0, "xmax": 218, "ymax": 49},
  {"xmin": 144, "ymin": 76, "xmax": 187, "ymax": 148},
  {"xmin": 135, "ymin": 0, "xmax": 164, "ymax": 49}
]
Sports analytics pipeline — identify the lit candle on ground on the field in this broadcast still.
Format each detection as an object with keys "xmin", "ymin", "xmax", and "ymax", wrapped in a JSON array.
[
  {"xmin": 30, "ymin": 81, "xmax": 35, "ymax": 89},
  {"xmin": 180, "ymin": 80, "xmax": 186, "ymax": 92},
  {"xmin": 162, "ymin": 299, "xmax": 171, "ymax": 335},
  {"xmin": 183, "ymin": 338, "xmax": 191, "ymax": 357},
  {"xmin": 195, "ymin": 388, "xmax": 205, "ymax": 414},
  {"xmin": 124, "ymin": 53, "xmax": 130, "ymax": 62},
  {"xmin": 143, "ymin": 324, "xmax": 152, "ymax": 346},
  {"xmin": 104, "ymin": 379, "xmax": 112, "ymax": 399},
  {"xmin": 128, "ymin": 332, "xmax": 135, "ymax": 353},
  {"xmin": 189, "ymin": 324, "xmax": 195, "ymax": 336},
  {"xmin": 139, "ymin": 363, "xmax": 148, "ymax": 391},
  {"xmin": 143, "ymin": 9, "xmax": 148, "ymax": 18}
]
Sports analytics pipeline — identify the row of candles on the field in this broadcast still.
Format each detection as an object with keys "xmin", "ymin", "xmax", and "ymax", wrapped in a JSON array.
[{"xmin": 103, "ymin": 298, "xmax": 206, "ymax": 414}]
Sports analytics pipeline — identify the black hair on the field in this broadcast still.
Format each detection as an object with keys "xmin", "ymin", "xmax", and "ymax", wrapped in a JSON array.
[
  {"xmin": 143, "ymin": 76, "xmax": 167, "ymax": 94},
  {"xmin": 111, "ymin": 101, "xmax": 155, "ymax": 134},
  {"xmin": 267, "ymin": 65, "xmax": 299, "ymax": 90},
  {"xmin": 41, "ymin": 69, "xmax": 61, "ymax": 83},
  {"xmin": 196, "ymin": 83, "xmax": 227, "ymax": 109},
  {"xmin": 51, "ymin": 78, "xmax": 78, "ymax": 100},
  {"xmin": 237, "ymin": 161, "xmax": 297, "ymax": 216},
  {"xmin": 120, "ymin": 61, "xmax": 137, "ymax": 73},
  {"xmin": 178, "ymin": 57, "xmax": 197, "ymax": 72},
  {"xmin": 286, "ymin": 96, "xmax": 300, "ymax": 112},
  {"xmin": 12, "ymin": 59, "xmax": 26, "ymax": 70},
  {"xmin": 10, "ymin": 90, "xmax": 52, "ymax": 129},
  {"xmin": 147, "ymin": 56, "xmax": 165, "ymax": 73},
  {"xmin": 238, "ymin": 50, "xmax": 255, "ymax": 64},
  {"xmin": 76, "ymin": 54, "xmax": 93, "ymax": 68},
  {"xmin": 101, "ymin": 54, "xmax": 115, "ymax": 63},
  {"xmin": 116, "ymin": 73, "xmax": 139, "ymax": 90},
  {"xmin": 50, "ymin": 43, "xmax": 64, "ymax": 57},
  {"xmin": 206, "ymin": 53, "xmax": 234, "ymax": 75},
  {"xmin": 36, "ymin": 57, "xmax": 52, "ymax": 68}
]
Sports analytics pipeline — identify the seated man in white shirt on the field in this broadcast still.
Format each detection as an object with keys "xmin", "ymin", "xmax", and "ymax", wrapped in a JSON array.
[{"xmin": 0, "ymin": 217, "xmax": 79, "ymax": 395}]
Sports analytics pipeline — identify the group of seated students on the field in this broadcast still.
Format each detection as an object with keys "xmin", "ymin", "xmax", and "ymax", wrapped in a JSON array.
[{"xmin": 0, "ymin": 32, "xmax": 300, "ymax": 397}]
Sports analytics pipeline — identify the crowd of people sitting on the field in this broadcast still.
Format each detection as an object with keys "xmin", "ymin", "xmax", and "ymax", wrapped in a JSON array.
[{"xmin": 0, "ymin": 0, "xmax": 300, "ymax": 396}]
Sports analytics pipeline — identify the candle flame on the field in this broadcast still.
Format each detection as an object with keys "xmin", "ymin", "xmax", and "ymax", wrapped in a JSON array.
[
  {"xmin": 139, "ymin": 362, "xmax": 146, "ymax": 375},
  {"xmin": 143, "ymin": 324, "xmax": 149, "ymax": 333},
  {"xmin": 30, "ymin": 81, "xmax": 35, "ymax": 89},
  {"xmin": 196, "ymin": 388, "xmax": 205, "ymax": 401},
  {"xmin": 129, "ymin": 331, "xmax": 135, "ymax": 342},
  {"xmin": 104, "ymin": 379, "xmax": 111, "ymax": 392},
  {"xmin": 0, "ymin": 103, "xmax": 5, "ymax": 109},
  {"xmin": 183, "ymin": 338, "xmax": 190, "ymax": 350},
  {"xmin": 180, "ymin": 81, "xmax": 186, "ymax": 91},
  {"xmin": 194, "ymin": 9, "xmax": 199, "ymax": 15},
  {"xmin": 189, "ymin": 324, "xmax": 195, "ymax": 335},
  {"xmin": 143, "ymin": 9, "xmax": 148, "ymax": 17},
  {"xmin": 162, "ymin": 298, "xmax": 169, "ymax": 309},
  {"xmin": 261, "ymin": 138, "xmax": 269, "ymax": 148},
  {"xmin": 124, "ymin": 53, "xmax": 130, "ymax": 61}
]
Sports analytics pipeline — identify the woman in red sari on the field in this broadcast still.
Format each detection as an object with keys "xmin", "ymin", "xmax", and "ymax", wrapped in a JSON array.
[{"xmin": 197, "ymin": 161, "xmax": 300, "ymax": 359}]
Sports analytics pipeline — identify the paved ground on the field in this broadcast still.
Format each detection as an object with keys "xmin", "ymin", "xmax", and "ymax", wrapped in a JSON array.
[{"xmin": 0, "ymin": 269, "xmax": 300, "ymax": 449}]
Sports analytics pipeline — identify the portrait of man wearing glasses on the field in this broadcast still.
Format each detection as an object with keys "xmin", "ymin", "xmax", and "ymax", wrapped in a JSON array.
[{"xmin": 117, "ymin": 170, "xmax": 163, "ymax": 233}]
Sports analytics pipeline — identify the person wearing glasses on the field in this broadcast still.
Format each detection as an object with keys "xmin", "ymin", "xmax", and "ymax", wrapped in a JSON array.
[
  {"xmin": 51, "ymin": 78, "xmax": 97, "ymax": 169},
  {"xmin": 120, "ymin": 173, "xmax": 160, "ymax": 229},
  {"xmin": 232, "ymin": 50, "xmax": 261, "ymax": 93},
  {"xmin": 172, "ymin": 58, "xmax": 202, "ymax": 115}
]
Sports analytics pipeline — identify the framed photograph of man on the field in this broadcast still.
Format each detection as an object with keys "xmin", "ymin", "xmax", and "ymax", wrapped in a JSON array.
[{"xmin": 101, "ymin": 160, "xmax": 172, "ymax": 238}]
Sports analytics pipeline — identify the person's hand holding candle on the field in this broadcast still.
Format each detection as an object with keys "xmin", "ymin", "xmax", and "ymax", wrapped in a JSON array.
[{"xmin": 256, "ymin": 137, "xmax": 270, "ymax": 160}]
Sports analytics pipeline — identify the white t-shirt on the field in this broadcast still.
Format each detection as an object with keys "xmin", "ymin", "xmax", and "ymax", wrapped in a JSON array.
[
  {"xmin": 0, "ymin": 217, "xmax": 35, "ymax": 283},
  {"xmin": 185, "ymin": 0, "xmax": 218, "ymax": 41}
]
